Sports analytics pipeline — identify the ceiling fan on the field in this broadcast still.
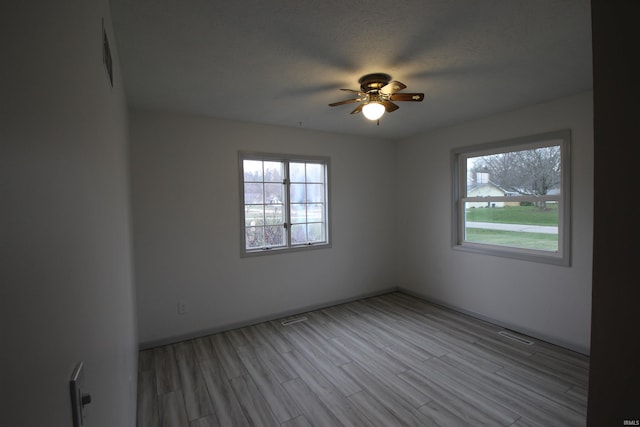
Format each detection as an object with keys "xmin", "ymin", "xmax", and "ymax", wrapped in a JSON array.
[{"xmin": 329, "ymin": 73, "xmax": 424, "ymax": 123}]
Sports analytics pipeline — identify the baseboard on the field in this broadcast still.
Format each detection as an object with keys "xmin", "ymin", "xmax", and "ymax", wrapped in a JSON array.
[
  {"xmin": 138, "ymin": 287, "xmax": 399, "ymax": 350},
  {"xmin": 397, "ymin": 287, "xmax": 589, "ymax": 356}
]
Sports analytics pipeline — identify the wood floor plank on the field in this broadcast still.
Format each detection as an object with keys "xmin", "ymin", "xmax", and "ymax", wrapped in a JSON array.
[
  {"xmin": 277, "ymin": 326, "xmax": 362, "ymax": 396},
  {"xmin": 380, "ymin": 343, "xmax": 433, "ymax": 373},
  {"xmin": 192, "ymin": 337, "xmax": 216, "ymax": 364},
  {"xmin": 159, "ymin": 391, "xmax": 189, "ymax": 427},
  {"xmin": 358, "ymin": 314, "xmax": 438, "ymax": 361},
  {"xmin": 137, "ymin": 292, "xmax": 589, "ymax": 427},
  {"xmin": 510, "ymin": 416, "xmax": 546, "ymax": 427},
  {"xmin": 418, "ymin": 400, "xmax": 470, "ymax": 427},
  {"xmin": 322, "ymin": 305, "xmax": 390, "ymax": 349},
  {"xmin": 566, "ymin": 384, "xmax": 588, "ymax": 410},
  {"xmin": 295, "ymin": 321, "xmax": 352, "ymax": 366},
  {"xmin": 229, "ymin": 374, "xmax": 280, "ymax": 427},
  {"xmin": 420, "ymin": 357, "xmax": 521, "ymax": 425},
  {"xmin": 225, "ymin": 327, "xmax": 251, "ymax": 349},
  {"xmin": 173, "ymin": 341, "xmax": 214, "ymax": 421},
  {"xmin": 188, "ymin": 415, "xmax": 220, "ymax": 427},
  {"xmin": 139, "ymin": 349, "xmax": 155, "ymax": 372},
  {"xmin": 495, "ymin": 363, "xmax": 574, "ymax": 397},
  {"xmin": 341, "ymin": 362, "xmax": 436, "ymax": 427},
  {"xmin": 137, "ymin": 370, "xmax": 159, "ymax": 427},
  {"xmin": 199, "ymin": 358, "xmax": 250, "ymax": 426},
  {"xmin": 357, "ymin": 310, "xmax": 450, "ymax": 357},
  {"xmin": 493, "ymin": 364, "xmax": 588, "ymax": 418},
  {"xmin": 235, "ymin": 344, "xmax": 301, "ymax": 423},
  {"xmin": 398, "ymin": 368, "xmax": 505, "ymax": 426},
  {"xmin": 431, "ymin": 336, "xmax": 505, "ymax": 373},
  {"xmin": 330, "ymin": 331, "xmax": 407, "ymax": 374},
  {"xmin": 280, "ymin": 415, "xmax": 313, "ymax": 427},
  {"xmin": 255, "ymin": 321, "xmax": 293, "ymax": 353},
  {"xmin": 347, "ymin": 390, "xmax": 407, "ymax": 427},
  {"xmin": 528, "ymin": 351, "xmax": 590, "ymax": 389},
  {"xmin": 390, "ymin": 292, "xmax": 505, "ymax": 340},
  {"xmin": 282, "ymin": 349, "xmax": 370, "ymax": 427},
  {"xmin": 333, "ymin": 338, "xmax": 431, "ymax": 408},
  {"xmin": 250, "ymin": 337, "xmax": 299, "ymax": 384},
  {"xmin": 209, "ymin": 332, "xmax": 246, "ymax": 379},
  {"xmin": 429, "ymin": 354, "xmax": 580, "ymax": 426},
  {"xmin": 155, "ymin": 345, "xmax": 181, "ymax": 395},
  {"xmin": 281, "ymin": 378, "xmax": 343, "ymax": 427}
]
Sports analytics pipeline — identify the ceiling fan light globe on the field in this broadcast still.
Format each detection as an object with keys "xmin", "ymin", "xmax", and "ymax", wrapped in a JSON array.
[{"xmin": 362, "ymin": 102, "xmax": 385, "ymax": 121}]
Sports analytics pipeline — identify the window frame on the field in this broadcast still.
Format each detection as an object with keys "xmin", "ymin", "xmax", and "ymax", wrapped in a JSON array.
[
  {"xmin": 451, "ymin": 129, "xmax": 571, "ymax": 266},
  {"xmin": 238, "ymin": 151, "xmax": 331, "ymax": 257}
]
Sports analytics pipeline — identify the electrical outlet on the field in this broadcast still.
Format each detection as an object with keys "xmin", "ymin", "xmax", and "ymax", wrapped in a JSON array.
[{"xmin": 178, "ymin": 300, "xmax": 187, "ymax": 315}]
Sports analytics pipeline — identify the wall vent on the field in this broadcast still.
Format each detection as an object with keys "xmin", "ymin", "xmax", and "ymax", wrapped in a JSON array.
[
  {"xmin": 498, "ymin": 330, "xmax": 534, "ymax": 346},
  {"xmin": 281, "ymin": 316, "xmax": 308, "ymax": 326}
]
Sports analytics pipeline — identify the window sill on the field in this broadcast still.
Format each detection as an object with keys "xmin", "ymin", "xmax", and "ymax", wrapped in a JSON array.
[
  {"xmin": 242, "ymin": 242, "xmax": 331, "ymax": 258},
  {"xmin": 452, "ymin": 242, "xmax": 570, "ymax": 266}
]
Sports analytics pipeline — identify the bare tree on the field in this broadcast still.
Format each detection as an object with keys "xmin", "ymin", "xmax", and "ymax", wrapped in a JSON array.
[{"xmin": 472, "ymin": 145, "xmax": 561, "ymax": 209}]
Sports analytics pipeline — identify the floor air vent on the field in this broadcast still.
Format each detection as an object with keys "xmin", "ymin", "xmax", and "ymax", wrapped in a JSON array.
[
  {"xmin": 498, "ymin": 330, "xmax": 534, "ymax": 346},
  {"xmin": 281, "ymin": 316, "xmax": 308, "ymax": 326}
]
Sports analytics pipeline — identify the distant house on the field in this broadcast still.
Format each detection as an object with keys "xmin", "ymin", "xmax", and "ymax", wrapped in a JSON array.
[
  {"xmin": 468, "ymin": 182, "xmax": 508, "ymax": 208},
  {"xmin": 467, "ymin": 172, "xmax": 519, "ymax": 208}
]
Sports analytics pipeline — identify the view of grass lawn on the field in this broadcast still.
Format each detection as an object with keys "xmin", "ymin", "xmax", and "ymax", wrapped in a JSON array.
[
  {"xmin": 465, "ymin": 228, "xmax": 558, "ymax": 251},
  {"xmin": 465, "ymin": 205, "xmax": 558, "ymax": 226}
]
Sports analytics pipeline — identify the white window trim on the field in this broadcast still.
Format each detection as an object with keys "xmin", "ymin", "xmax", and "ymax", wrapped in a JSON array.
[
  {"xmin": 451, "ymin": 129, "xmax": 571, "ymax": 266},
  {"xmin": 239, "ymin": 151, "xmax": 331, "ymax": 257}
]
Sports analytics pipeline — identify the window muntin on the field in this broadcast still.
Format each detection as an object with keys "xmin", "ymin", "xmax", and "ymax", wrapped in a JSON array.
[
  {"xmin": 240, "ymin": 152, "xmax": 330, "ymax": 256},
  {"xmin": 452, "ymin": 130, "xmax": 571, "ymax": 265}
]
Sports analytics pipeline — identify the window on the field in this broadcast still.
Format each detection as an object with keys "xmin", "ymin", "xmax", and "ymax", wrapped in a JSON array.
[
  {"xmin": 452, "ymin": 130, "xmax": 571, "ymax": 265},
  {"xmin": 239, "ymin": 152, "xmax": 330, "ymax": 256}
]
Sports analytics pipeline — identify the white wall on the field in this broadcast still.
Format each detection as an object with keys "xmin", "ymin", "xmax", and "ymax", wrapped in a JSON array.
[
  {"xmin": 396, "ymin": 92, "xmax": 593, "ymax": 353},
  {"xmin": 130, "ymin": 111, "xmax": 397, "ymax": 346},
  {"xmin": 2, "ymin": 2, "xmax": 137, "ymax": 426}
]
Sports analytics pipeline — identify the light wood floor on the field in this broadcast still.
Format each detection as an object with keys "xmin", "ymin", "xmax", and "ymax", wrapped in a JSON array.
[{"xmin": 137, "ymin": 292, "xmax": 589, "ymax": 426}]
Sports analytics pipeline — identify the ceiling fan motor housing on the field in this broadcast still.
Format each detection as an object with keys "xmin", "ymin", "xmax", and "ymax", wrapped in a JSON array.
[{"xmin": 358, "ymin": 73, "xmax": 392, "ymax": 93}]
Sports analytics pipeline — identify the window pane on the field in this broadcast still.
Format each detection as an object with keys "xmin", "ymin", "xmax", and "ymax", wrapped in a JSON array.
[
  {"xmin": 307, "ymin": 223, "xmax": 325, "ymax": 242},
  {"xmin": 246, "ymin": 226, "xmax": 264, "ymax": 248},
  {"xmin": 466, "ymin": 145, "xmax": 561, "ymax": 197},
  {"xmin": 264, "ymin": 183, "xmax": 284, "ymax": 204},
  {"xmin": 290, "ymin": 203, "xmax": 306, "ymax": 224},
  {"xmin": 290, "ymin": 183, "xmax": 306, "ymax": 203},
  {"xmin": 307, "ymin": 204, "xmax": 324, "ymax": 223},
  {"xmin": 290, "ymin": 162, "xmax": 306, "ymax": 182},
  {"xmin": 263, "ymin": 161, "xmax": 284, "ymax": 182},
  {"xmin": 245, "ymin": 205, "xmax": 264, "ymax": 226},
  {"xmin": 464, "ymin": 202, "xmax": 559, "ymax": 252},
  {"xmin": 306, "ymin": 163, "xmax": 324, "ymax": 183},
  {"xmin": 291, "ymin": 224, "xmax": 307, "ymax": 244},
  {"xmin": 243, "ymin": 160, "xmax": 263, "ymax": 182},
  {"xmin": 264, "ymin": 225, "xmax": 285, "ymax": 247},
  {"xmin": 244, "ymin": 182, "xmax": 264, "ymax": 204},
  {"xmin": 306, "ymin": 184, "xmax": 324, "ymax": 203},
  {"xmin": 264, "ymin": 205, "xmax": 284, "ymax": 225}
]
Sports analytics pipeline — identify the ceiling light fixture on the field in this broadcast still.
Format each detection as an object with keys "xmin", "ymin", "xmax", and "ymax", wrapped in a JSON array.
[
  {"xmin": 362, "ymin": 102, "xmax": 385, "ymax": 121},
  {"xmin": 328, "ymin": 73, "xmax": 424, "ymax": 124}
]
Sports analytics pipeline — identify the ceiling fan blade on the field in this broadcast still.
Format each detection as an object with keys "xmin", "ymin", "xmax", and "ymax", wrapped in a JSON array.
[
  {"xmin": 340, "ymin": 88, "xmax": 364, "ymax": 95},
  {"xmin": 389, "ymin": 92, "xmax": 424, "ymax": 102},
  {"xmin": 350, "ymin": 104, "xmax": 364, "ymax": 114},
  {"xmin": 382, "ymin": 100, "xmax": 399, "ymax": 112},
  {"xmin": 380, "ymin": 81, "xmax": 407, "ymax": 95},
  {"xmin": 329, "ymin": 98, "xmax": 361, "ymax": 107}
]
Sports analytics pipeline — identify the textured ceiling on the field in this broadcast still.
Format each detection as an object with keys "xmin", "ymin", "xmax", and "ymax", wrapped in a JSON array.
[{"xmin": 109, "ymin": 0, "xmax": 592, "ymax": 140}]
